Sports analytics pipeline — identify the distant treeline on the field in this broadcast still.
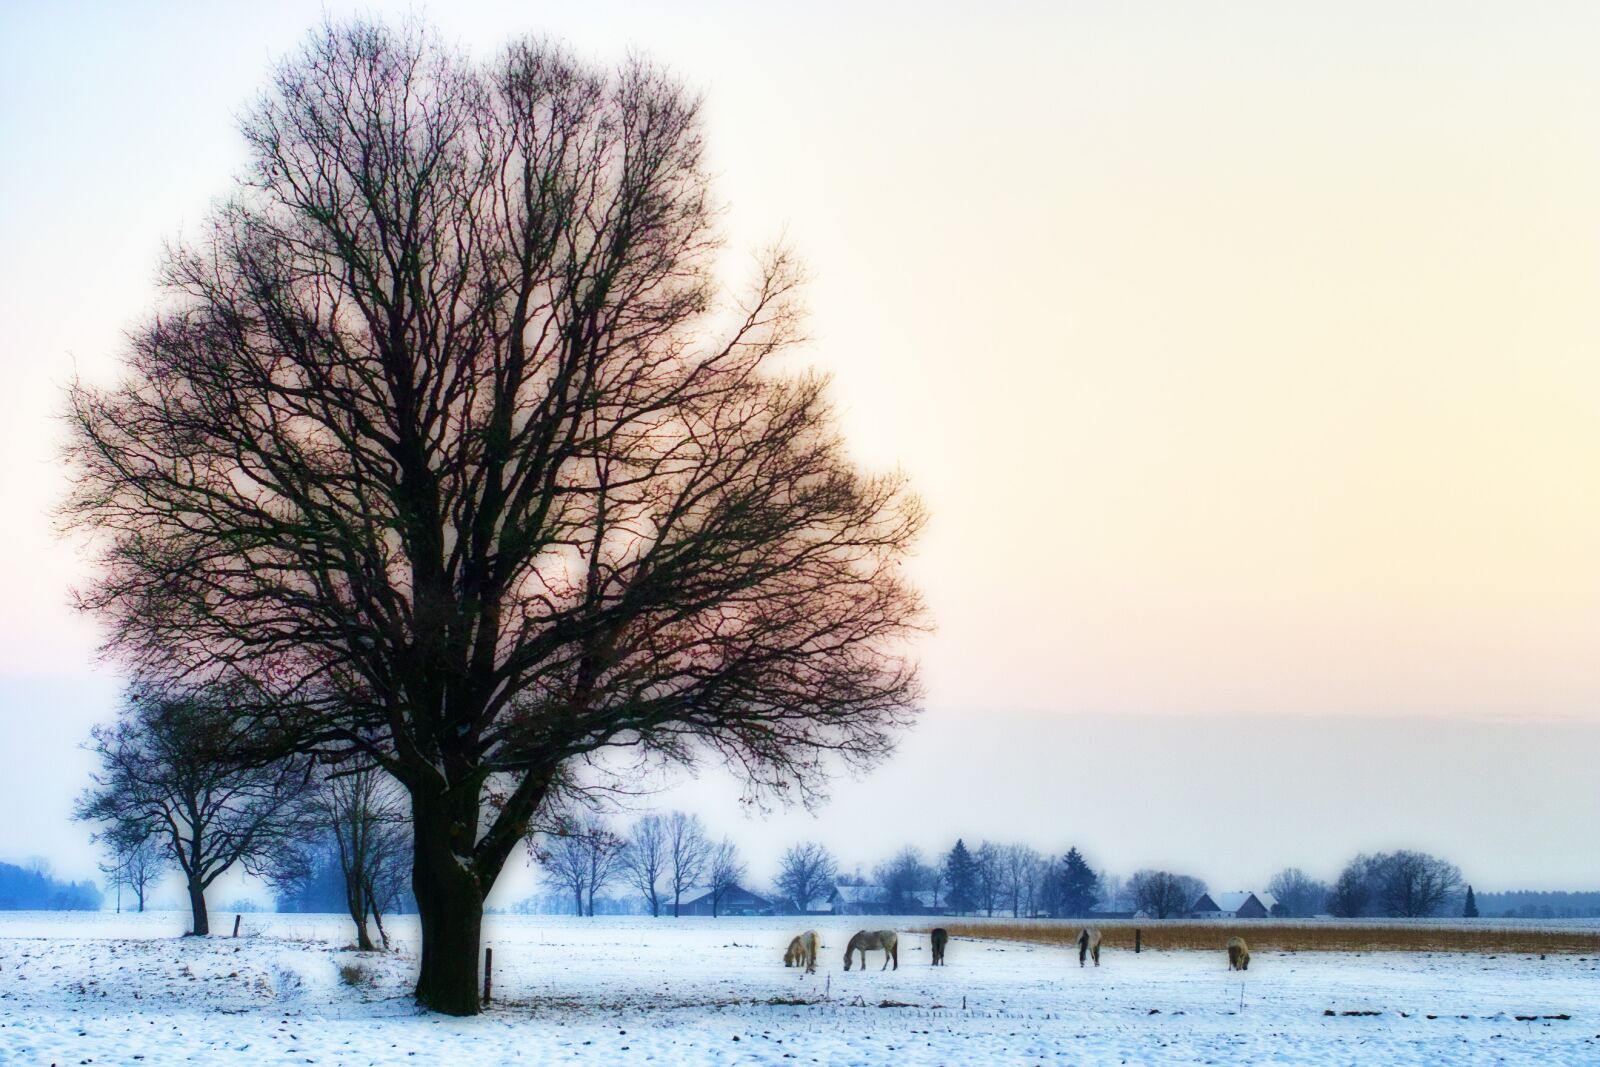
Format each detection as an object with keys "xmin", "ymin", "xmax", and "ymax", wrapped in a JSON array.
[
  {"xmin": 0, "ymin": 860, "xmax": 103, "ymax": 911},
  {"xmin": 273, "ymin": 834, "xmax": 416, "ymax": 917},
  {"xmin": 1474, "ymin": 891, "xmax": 1600, "ymax": 919}
]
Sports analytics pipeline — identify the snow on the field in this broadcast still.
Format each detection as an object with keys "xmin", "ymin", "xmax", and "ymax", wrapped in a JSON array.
[{"xmin": 1, "ymin": 911, "xmax": 1596, "ymax": 1065}]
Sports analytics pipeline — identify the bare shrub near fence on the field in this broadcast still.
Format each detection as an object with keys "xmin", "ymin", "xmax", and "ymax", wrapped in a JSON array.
[{"xmin": 925, "ymin": 920, "xmax": 1600, "ymax": 955}]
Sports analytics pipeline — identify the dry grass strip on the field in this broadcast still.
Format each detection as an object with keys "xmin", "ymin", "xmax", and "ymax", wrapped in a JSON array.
[{"xmin": 925, "ymin": 920, "xmax": 1600, "ymax": 955}]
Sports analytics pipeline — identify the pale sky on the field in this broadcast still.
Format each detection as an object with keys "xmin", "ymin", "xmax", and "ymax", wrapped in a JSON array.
[{"xmin": 0, "ymin": 1, "xmax": 1596, "ymax": 897}]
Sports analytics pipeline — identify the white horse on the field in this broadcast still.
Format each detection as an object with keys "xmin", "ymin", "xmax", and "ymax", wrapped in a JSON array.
[{"xmin": 843, "ymin": 929, "xmax": 899, "ymax": 971}]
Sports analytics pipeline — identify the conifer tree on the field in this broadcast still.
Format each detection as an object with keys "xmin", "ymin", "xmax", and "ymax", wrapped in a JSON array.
[
  {"xmin": 943, "ymin": 839, "xmax": 978, "ymax": 915},
  {"xmin": 1057, "ymin": 847, "xmax": 1100, "ymax": 918},
  {"xmin": 1463, "ymin": 884, "xmax": 1479, "ymax": 918}
]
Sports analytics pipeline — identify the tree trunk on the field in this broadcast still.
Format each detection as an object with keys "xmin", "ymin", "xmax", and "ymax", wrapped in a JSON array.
[
  {"xmin": 411, "ymin": 795, "xmax": 486, "ymax": 1016},
  {"xmin": 347, "ymin": 870, "xmax": 374, "ymax": 951},
  {"xmin": 187, "ymin": 878, "xmax": 209, "ymax": 936}
]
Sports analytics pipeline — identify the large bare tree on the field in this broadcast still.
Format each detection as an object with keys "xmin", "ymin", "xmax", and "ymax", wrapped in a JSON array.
[{"xmin": 64, "ymin": 19, "xmax": 924, "ymax": 1014}]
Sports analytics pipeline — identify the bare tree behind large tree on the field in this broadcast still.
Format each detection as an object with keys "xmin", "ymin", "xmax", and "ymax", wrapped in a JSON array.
[
  {"xmin": 619, "ymin": 814, "xmax": 667, "ymax": 917},
  {"xmin": 705, "ymin": 837, "xmax": 746, "ymax": 917},
  {"xmin": 99, "ymin": 825, "xmax": 165, "ymax": 914},
  {"xmin": 664, "ymin": 811, "xmax": 708, "ymax": 917},
  {"xmin": 63, "ymin": 19, "xmax": 924, "ymax": 1014},
  {"xmin": 75, "ymin": 690, "xmax": 315, "ymax": 935},
  {"xmin": 538, "ymin": 815, "xmax": 624, "ymax": 916}
]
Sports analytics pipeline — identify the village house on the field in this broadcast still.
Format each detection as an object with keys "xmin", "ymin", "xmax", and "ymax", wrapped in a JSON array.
[
  {"xmin": 829, "ymin": 885, "xmax": 948, "ymax": 916},
  {"xmin": 676, "ymin": 885, "xmax": 774, "ymax": 917},
  {"xmin": 1190, "ymin": 891, "xmax": 1279, "ymax": 919}
]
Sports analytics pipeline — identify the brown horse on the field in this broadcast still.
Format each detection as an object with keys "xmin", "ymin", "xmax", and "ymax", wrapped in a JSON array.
[
  {"xmin": 1227, "ymin": 936, "xmax": 1250, "ymax": 971},
  {"xmin": 1077, "ymin": 927, "xmax": 1102, "ymax": 967},
  {"xmin": 843, "ymin": 929, "xmax": 899, "ymax": 971},
  {"xmin": 783, "ymin": 930, "xmax": 819, "ymax": 973},
  {"xmin": 930, "ymin": 927, "xmax": 949, "ymax": 966}
]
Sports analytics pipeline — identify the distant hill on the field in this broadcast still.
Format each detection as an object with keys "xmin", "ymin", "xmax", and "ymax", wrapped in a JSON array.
[{"xmin": 0, "ymin": 861, "xmax": 103, "ymax": 911}]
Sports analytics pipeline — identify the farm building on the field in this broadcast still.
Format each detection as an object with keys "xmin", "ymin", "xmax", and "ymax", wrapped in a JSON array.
[
  {"xmin": 829, "ymin": 885, "xmax": 947, "ymax": 916},
  {"xmin": 1190, "ymin": 891, "xmax": 1278, "ymax": 919},
  {"xmin": 676, "ymin": 885, "xmax": 774, "ymax": 917}
]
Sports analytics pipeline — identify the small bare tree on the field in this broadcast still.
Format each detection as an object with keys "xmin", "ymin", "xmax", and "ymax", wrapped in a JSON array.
[
  {"xmin": 665, "ymin": 812, "xmax": 709, "ymax": 917},
  {"xmin": 1267, "ymin": 867, "xmax": 1329, "ymax": 918},
  {"xmin": 999, "ymin": 844, "xmax": 1044, "ymax": 918},
  {"xmin": 320, "ymin": 768, "xmax": 410, "ymax": 950},
  {"xmin": 1129, "ymin": 869, "xmax": 1205, "ymax": 919},
  {"xmin": 776, "ymin": 841, "xmax": 837, "ymax": 913},
  {"xmin": 75, "ymin": 689, "xmax": 315, "ymax": 935},
  {"xmin": 874, "ymin": 846, "xmax": 935, "ymax": 912},
  {"xmin": 973, "ymin": 841, "xmax": 1003, "ymax": 916},
  {"xmin": 539, "ymin": 815, "xmax": 624, "ymax": 916},
  {"xmin": 705, "ymin": 837, "xmax": 747, "ymax": 917},
  {"xmin": 620, "ymin": 815, "xmax": 668, "ymax": 917},
  {"xmin": 99, "ymin": 826, "xmax": 165, "ymax": 913}
]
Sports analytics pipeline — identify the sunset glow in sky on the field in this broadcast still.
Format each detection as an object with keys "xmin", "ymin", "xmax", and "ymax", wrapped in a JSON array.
[{"xmin": 1, "ymin": 1, "xmax": 1597, "ymax": 890}]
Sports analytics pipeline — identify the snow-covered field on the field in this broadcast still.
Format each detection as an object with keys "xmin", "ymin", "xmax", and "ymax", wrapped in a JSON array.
[{"xmin": 0, "ymin": 911, "xmax": 1595, "ymax": 1065}]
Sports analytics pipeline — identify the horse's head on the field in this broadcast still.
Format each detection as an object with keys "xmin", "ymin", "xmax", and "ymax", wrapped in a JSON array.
[{"xmin": 842, "ymin": 937, "xmax": 854, "ymax": 970}]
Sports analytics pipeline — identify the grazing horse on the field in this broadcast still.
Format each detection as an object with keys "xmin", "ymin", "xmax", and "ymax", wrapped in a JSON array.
[
  {"xmin": 1076, "ymin": 927, "xmax": 1102, "ymax": 967},
  {"xmin": 930, "ymin": 927, "xmax": 949, "ymax": 966},
  {"xmin": 1227, "ymin": 936, "xmax": 1250, "ymax": 971},
  {"xmin": 783, "ymin": 930, "xmax": 819, "ymax": 973},
  {"xmin": 843, "ymin": 929, "xmax": 899, "ymax": 971}
]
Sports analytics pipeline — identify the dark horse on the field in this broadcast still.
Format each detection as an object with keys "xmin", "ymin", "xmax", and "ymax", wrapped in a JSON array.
[{"xmin": 930, "ymin": 927, "xmax": 949, "ymax": 966}]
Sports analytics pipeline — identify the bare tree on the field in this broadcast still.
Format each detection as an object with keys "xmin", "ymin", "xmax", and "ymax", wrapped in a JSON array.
[
  {"xmin": 99, "ymin": 825, "xmax": 165, "ymax": 913},
  {"xmin": 1267, "ymin": 867, "xmax": 1328, "ymax": 919},
  {"xmin": 538, "ymin": 815, "xmax": 623, "ymax": 917},
  {"xmin": 776, "ymin": 842, "xmax": 837, "ymax": 913},
  {"xmin": 619, "ymin": 815, "xmax": 667, "ymax": 917},
  {"xmin": 665, "ymin": 812, "xmax": 709, "ymax": 917},
  {"xmin": 63, "ymin": 18, "xmax": 925, "ymax": 1014},
  {"xmin": 1375, "ymin": 851, "xmax": 1463, "ymax": 918},
  {"xmin": 75, "ymin": 689, "xmax": 314, "ymax": 935},
  {"xmin": 999, "ymin": 844, "xmax": 1043, "ymax": 918},
  {"xmin": 1129, "ymin": 869, "xmax": 1205, "ymax": 919},
  {"xmin": 317, "ymin": 768, "xmax": 411, "ymax": 950},
  {"xmin": 973, "ymin": 841, "xmax": 1003, "ymax": 916},
  {"xmin": 1326, "ymin": 858, "xmax": 1374, "ymax": 918},
  {"xmin": 874, "ymin": 846, "xmax": 935, "ymax": 912},
  {"xmin": 582, "ymin": 819, "xmax": 626, "ymax": 916},
  {"xmin": 705, "ymin": 837, "xmax": 747, "ymax": 917}
]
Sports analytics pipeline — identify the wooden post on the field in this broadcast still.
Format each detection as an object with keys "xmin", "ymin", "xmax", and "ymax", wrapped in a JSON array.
[
  {"xmin": 232, "ymin": 914, "xmax": 241, "ymax": 938},
  {"xmin": 1135, "ymin": 928, "xmax": 1141, "ymax": 954},
  {"xmin": 482, "ymin": 947, "xmax": 493, "ymax": 1006}
]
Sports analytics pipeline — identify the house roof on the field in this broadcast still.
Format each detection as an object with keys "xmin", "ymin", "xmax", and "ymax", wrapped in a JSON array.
[
  {"xmin": 1196, "ymin": 891, "xmax": 1277, "ymax": 913},
  {"xmin": 680, "ymin": 884, "xmax": 771, "ymax": 908},
  {"xmin": 832, "ymin": 885, "xmax": 890, "ymax": 904}
]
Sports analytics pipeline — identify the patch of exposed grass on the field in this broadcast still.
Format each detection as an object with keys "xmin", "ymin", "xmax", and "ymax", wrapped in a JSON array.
[
  {"xmin": 338, "ymin": 962, "xmax": 374, "ymax": 987},
  {"xmin": 926, "ymin": 920, "xmax": 1600, "ymax": 955}
]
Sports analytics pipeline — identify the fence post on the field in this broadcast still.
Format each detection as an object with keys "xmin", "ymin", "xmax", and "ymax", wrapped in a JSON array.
[
  {"xmin": 483, "ymin": 947, "xmax": 493, "ymax": 1006},
  {"xmin": 232, "ymin": 914, "xmax": 241, "ymax": 938},
  {"xmin": 1135, "ymin": 929, "xmax": 1141, "ymax": 954}
]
